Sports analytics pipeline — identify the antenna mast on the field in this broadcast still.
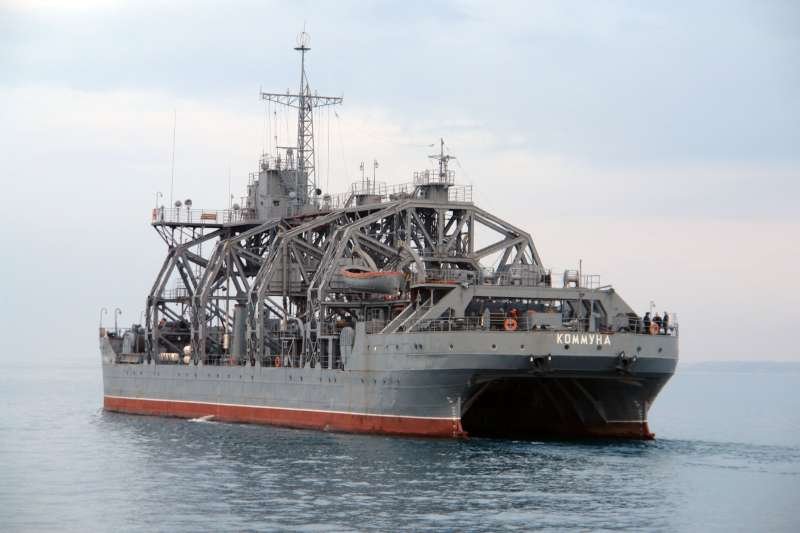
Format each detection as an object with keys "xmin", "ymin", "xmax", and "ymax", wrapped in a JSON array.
[
  {"xmin": 260, "ymin": 32, "xmax": 343, "ymax": 207},
  {"xmin": 429, "ymin": 137, "xmax": 455, "ymax": 179}
]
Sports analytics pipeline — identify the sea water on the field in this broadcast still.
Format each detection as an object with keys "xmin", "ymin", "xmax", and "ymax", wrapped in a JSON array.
[{"xmin": 1, "ymin": 363, "xmax": 798, "ymax": 532}]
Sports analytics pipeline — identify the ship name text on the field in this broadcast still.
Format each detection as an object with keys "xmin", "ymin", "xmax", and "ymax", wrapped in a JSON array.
[{"xmin": 556, "ymin": 333, "xmax": 611, "ymax": 345}]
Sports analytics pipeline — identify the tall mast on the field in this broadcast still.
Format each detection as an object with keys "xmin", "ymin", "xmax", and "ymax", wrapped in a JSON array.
[
  {"xmin": 261, "ymin": 32, "xmax": 342, "ymax": 208},
  {"xmin": 295, "ymin": 32, "xmax": 312, "ymax": 204}
]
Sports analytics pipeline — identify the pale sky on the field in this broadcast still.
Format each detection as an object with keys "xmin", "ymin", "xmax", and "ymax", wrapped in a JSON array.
[{"xmin": 1, "ymin": 0, "xmax": 798, "ymax": 364}]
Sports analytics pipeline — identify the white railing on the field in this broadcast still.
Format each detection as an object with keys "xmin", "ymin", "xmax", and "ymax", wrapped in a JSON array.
[
  {"xmin": 151, "ymin": 207, "xmax": 257, "ymax": 225},
  {"xmin": 413, "ymin": 169, "xmax": 455, "ymax": 186}
]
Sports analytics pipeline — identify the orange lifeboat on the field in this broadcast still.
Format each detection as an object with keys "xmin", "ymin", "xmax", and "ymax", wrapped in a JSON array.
[{"xmin": 339, "ymin": 267, "xmax": 404, "ymax": 294}]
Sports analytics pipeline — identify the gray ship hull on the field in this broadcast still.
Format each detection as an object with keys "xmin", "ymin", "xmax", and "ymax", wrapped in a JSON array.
[
  {"xmin": 104, "ymin": 39, "xmax": 680, "ymax": 441},
  {"xmin": 102, "ymin": 328, "xmax": 677, "ymax": 439}
]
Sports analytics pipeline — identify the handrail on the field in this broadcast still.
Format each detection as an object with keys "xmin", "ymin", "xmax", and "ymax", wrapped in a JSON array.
[
  {"xmin": 413, "ymin": 169, "xmax": 455, "ymax": 186},
  {"xmin": 151, "ymin": 207, "xmax": 257, "ymax": 225},
  {"xmin": 410, "ymin": 316, "xmax": 679, "ymax": 337}
]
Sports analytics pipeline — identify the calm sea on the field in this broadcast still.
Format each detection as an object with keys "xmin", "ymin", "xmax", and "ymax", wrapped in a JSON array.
[{"xmin": 1, "ymin": 362, "xmax": 798, "ymax": 532}]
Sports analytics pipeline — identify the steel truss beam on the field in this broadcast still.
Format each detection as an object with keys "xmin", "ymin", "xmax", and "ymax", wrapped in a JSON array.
[{"xmin": 146, "ymin": 196, "xmax": 544, "ymax": 367}]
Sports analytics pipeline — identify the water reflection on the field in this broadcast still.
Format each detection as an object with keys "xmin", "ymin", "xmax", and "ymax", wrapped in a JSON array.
[{"xmin": 97, "ymin": 411, "xmax": 685, "ymax": 531}]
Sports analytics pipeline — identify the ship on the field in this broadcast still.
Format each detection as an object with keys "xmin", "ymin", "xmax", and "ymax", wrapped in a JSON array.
[{"xmin": 100, "ymin": 33, "xmax": 678, "ymax": 439}]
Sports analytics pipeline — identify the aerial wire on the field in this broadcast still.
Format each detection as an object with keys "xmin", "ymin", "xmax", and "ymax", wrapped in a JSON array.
[
  {"xmin": 261, "ymin": 102, "xmax": 269, "ymax": 156},
  {"xmin": 312, "ymin": 106, "xmax": 317, "ymax": 192},
  {"xmin": 169, "ymin": 108, "xmax": 176, "ymax": 206},
  {"xmin": 273, "ymin": 108, "xmax": 278, "ymax": 157},
  {"xmin": 285, "ymin": 106, "xmax": 290, "ymax": 153},
  {"xmin": 326, "ymin": 106, "xmax": 331, "ymax": 192},
  {"xmin": 334, "ymin": 110, "xmax": 350, "ymax": 184},
  {"xmin": 267, "ymin": 101, "xmax": 272, "ymax": 157}
]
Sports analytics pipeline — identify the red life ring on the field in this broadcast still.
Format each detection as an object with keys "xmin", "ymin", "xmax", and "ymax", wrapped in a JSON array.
[
  {"xmin": 273, "ymin": 356, "xmax": 282, "ymax": 367},
  {"xmin": 503, "ymin": 318, "xmax": 518, "ymax": 331}
]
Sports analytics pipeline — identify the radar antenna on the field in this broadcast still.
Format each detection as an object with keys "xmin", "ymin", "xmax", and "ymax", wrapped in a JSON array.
[{"xmin": 260, "ymin": 31, "xmax": 343, "ymax": 206}]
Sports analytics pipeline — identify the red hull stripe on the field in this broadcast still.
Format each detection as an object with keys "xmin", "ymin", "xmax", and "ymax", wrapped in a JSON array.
[{"xmin": 104, "ymin": 395, "xmax": 465, "ymax": 438}]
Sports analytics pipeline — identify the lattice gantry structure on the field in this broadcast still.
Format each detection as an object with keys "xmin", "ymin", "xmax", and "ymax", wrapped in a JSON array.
[
  {"xmin": 144, "ymin": 35, "xmax": 550, "ymax": 368},
  {"xmin": 146, "ymin": 154, "xmax": 545, "ymax": 365}
]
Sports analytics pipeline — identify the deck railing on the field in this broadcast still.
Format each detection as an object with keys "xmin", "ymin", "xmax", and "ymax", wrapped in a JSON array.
[
  {"xmin": 151, "ymin": 207, "xmax": 257, "ymax": 225},
  {"xmin": 410, "ymin": 315, "xmax": 679, "ymax": 336},
  {"xmin": 413, "ymin": 169, "xmax": 455, "ymax": 186}
]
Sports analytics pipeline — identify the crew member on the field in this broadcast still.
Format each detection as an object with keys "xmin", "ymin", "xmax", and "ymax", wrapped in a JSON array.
[
  {"xmin": 643, "ymin": 312, "xmax": 651, "ymax": 333},
  {"xmin": 653, "ymin": 313, "xmax": 663, "ymax": 333},
  {"xmin": 663, "ymin": 312, "xmax": 670, "ymax": 335}
]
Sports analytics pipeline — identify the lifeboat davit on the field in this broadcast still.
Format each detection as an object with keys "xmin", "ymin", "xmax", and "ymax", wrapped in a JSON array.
[{"xmin": 339, "ymin": 267, "xmax": 404, "ymax": 294}]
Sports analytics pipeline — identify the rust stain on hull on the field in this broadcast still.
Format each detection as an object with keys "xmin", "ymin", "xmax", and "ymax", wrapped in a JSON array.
[
  {"xmin": 104, "ymin": 396, "xmax": 653, "ymax": 440},
  {"xmin": 104, "ymin": 396, "xmax": 466, "ymax": 438}
]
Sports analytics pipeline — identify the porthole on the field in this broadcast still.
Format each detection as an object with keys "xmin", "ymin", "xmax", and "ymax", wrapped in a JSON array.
[
  {"xmin": 658, "ymin": 347, "xmax": 663, "ymax": 353},
  {"xmin": 637, "ymin": 346, "xmax": 642, "ymax": 352},
  {"xmin": 449, "ymin": 344, "xmax": 454, "ymax": 350},
  {"xmin": 564, "ymin": 344, "xmax": 570, "ymax": 350},
  {"xmin": 596, "ymin": 345, "xmax": 602, "ymax": 351},
  {"xmin": 520, "ymin": 344, "xmax": 525, "ymax": 350},
  {"xmin": 491, "ymin": 344, "xmax": 497, "ymax": 350}
]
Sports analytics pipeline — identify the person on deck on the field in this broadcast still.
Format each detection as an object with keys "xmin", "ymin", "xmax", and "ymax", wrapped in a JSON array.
[
  {"xmin": 653, "ymin": 313, "xmax": 663, "ymax": 333},
  {"xmin": 663, "ymin": 312, "xmax": 670, "ymax": 335},
  {"xmin": 643, "ymin": 312, "xmax": 651, "ymax": 333}
]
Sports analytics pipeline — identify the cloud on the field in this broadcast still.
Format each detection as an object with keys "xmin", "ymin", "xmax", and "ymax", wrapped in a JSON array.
[
  {"xmin": 3, "ymin": 1, "xmax": 798, "ymax": 166},
  {"xmin": 3, "ymin": 0, "xmax": 124, "ymax": 11},
  {"xmin": 1, "ymin": 1, "xmax": 799, "ymax": 363}
]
